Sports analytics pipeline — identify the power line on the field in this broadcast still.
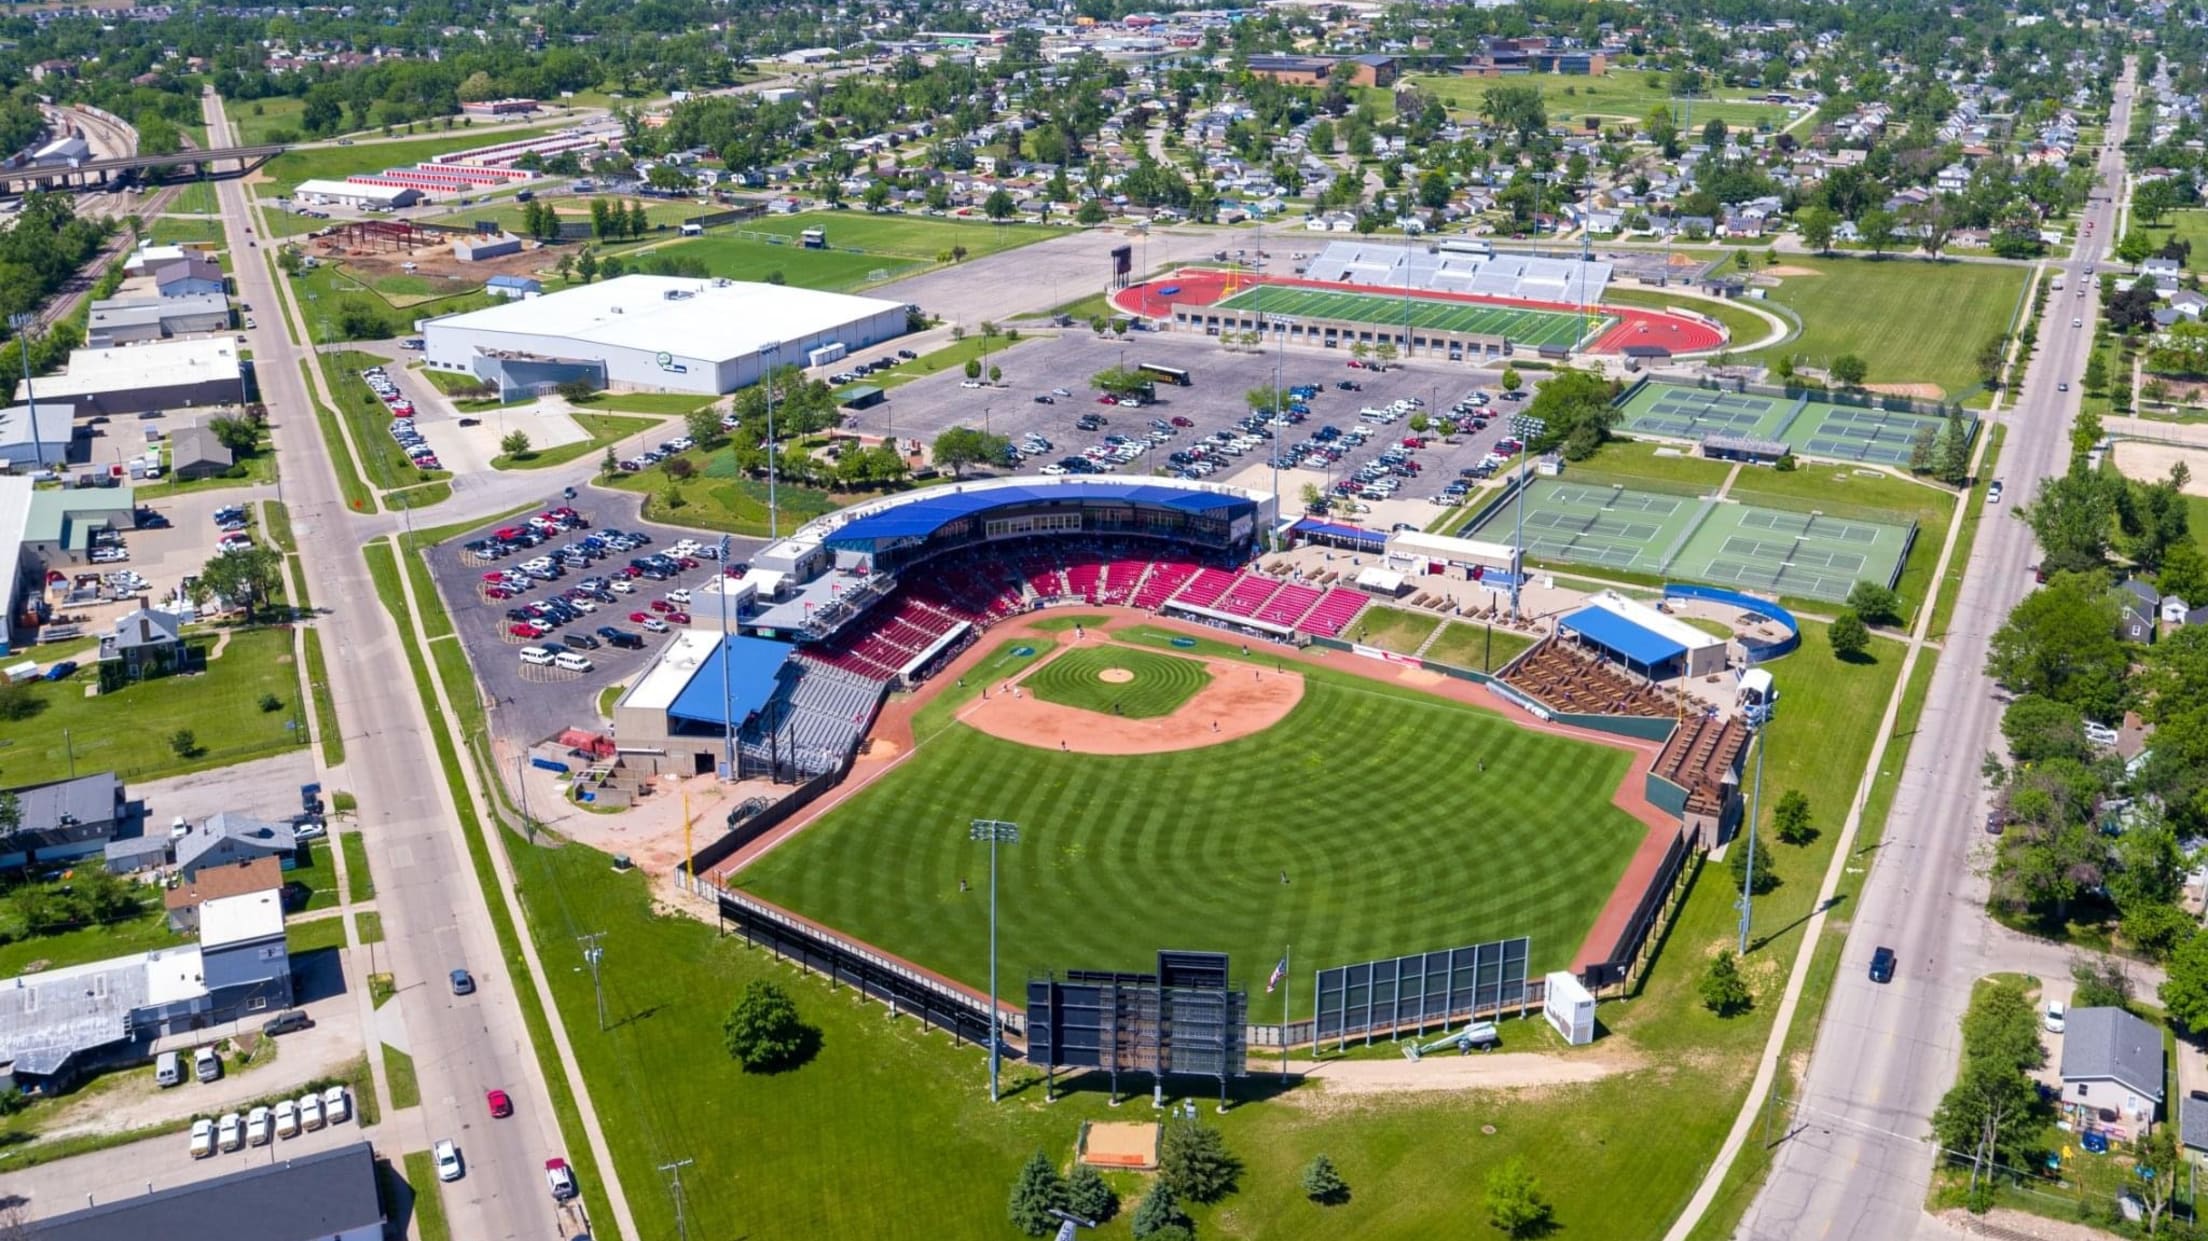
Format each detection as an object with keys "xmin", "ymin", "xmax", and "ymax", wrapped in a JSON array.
[
  {"xmin": 577, "ymin": 931, "xmax": 607, "ymax": 1032},
  {"xmin": 657, "ymin": 1157, "xmax": 695, "ymax": 1241}
]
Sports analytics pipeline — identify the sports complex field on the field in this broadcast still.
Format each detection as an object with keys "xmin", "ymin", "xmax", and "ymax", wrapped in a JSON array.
[
  {"xmin": 1216, "ymin": 283, "xmax": 1612, "ymax": 349},
  {"xmin": 1466, "ymin": 477, "xmax": 1915, "ymax": 603},
  {"xmin": 1616, "ymin": 379, "xmax": 1976, "ymax": 467},
  {"xmin": 736, "ymin": 631, "xmax": 1648, "ymax": 989},
  {"xmin": 1027, "ymin": 645, "xmax": 1210, "ymax": 718}
]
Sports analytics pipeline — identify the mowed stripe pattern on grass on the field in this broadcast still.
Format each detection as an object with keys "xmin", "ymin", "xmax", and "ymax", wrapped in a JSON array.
[
  {"xmin": 739, "ymin": 677, "xmax": 1645, "ymax": 983},
  {"xmin": 1216, "ymin": 284, "xmax": 1606, "ymax": 349},
  {"xmin": 1025, "ymin": 645, "xmax": 1210, "ymax": 718}
]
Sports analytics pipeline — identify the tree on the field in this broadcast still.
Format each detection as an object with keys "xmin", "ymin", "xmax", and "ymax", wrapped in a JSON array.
[
  {"xmin": 1773, "ymin": 789, "xmax": 1815, "ymax": 845},
  {"xmin": 722, "ymin": 979, "xmax": 807, "ymax": 1071},
  {"xmin": 1987, "ymin": 572, "xmax": 2128, "ymax": 720},
  {"xmin": 2131, "ymin": 1124, "xmax": 2182, "ymax": 1235},
  {"xmin": 1482, "ymin": 84, "xmax": 1548, "ymax": 142},
  {"xmin": 1076, "ymin": 198, "xmax": 1107, "ymax": 225},
  {"xmin": 1499, "ymin": 366, "xmax": 1522, "ymax": 395},
  {"xmin": 574, "ymin": 249, "xmax": 599, "ymax": 284},
  {"xmin": 1859, "ymin": 209, "xmax": 1898, "ymax": 257},
  {"xmin": 1962, "ymin": 979, "xmax": 2045, "ymax": 1071},
  {"xmin": 931, "ymin": 427, "xmax": 1011, "ymax": 477},
  {"xmin": 1130, "ymin": 1183, "xmax": 1189, "ymax": 1239},
  {"xmin": 500, "ymin": 430, "xmax": 532, "ymax": 457},
  {"xmin": 1006, "ymin": 1150, "xmax": 1066, "ymax": 1237},
  {"xmin": 964, "ymin": 358, "xmax": 983, "ymax": 381},
  {"xmin": 1931, "ymin": 1055, "xmax": 2041, "ymax": 1192},
  {"xmin": 684, "ymin": 408, "xmax": 728, "ymax": 451},
  {"xmin": 1797, "ymin": 205, "xmax": 1839, "ymax": 255},
  {"xmin": 1845, "ymin": 581, "xmax": 1902, "ymax": 626},
  {"xmin": 2000, "ymin": 694, "xmax": 2089, "ymax": 765},
  {"xmin": 989, "ymin": 365, "xmax": 1003, "ymax": 385},
  {"xmin": 1483, "ymin": 1158, "xmax": 1552, "ymax": 1237},
  {"xmin": 2019, "ymin": 474, "xmax": 2118, "ymax": 576},
  {"xmin": 1829, "ymin": 354, "xmax": 1869, "ymax": 387},
  {"xmin": 2073, "ymin": 959, "xmax": 2134, "ymax": 1010},
  {"xmin": 1701, "ymin": 948, "xmax": 1753, "ymax": 1016},
  {"xmin": 1524, "ymin": 367, "xmax": 1621, "ymax": 460},
  {"xmin": 1090, "ymin": 367, "xmax": 1152, "ymax": 399},
  {"xmin": 195, "ymin": 545, "xmax": 284, "ymax": 621},
  {"xmin": 1159, "ymin": 1118, "xmax": 1239, "ymax": 1204},
  {"xmin": 1301, "ymin": 1153, "xmax": 1348, "ymax": 1205},
  {"xmin": 1644, "ymin": 107, "xmax": 1681, "ymax": 159},
  {"xmin": 1064, "ymin": 1165, "xmax": 1117, "ymax": 1223},
  {"xmin": 2162, "ymin": 930, "xmax": 2208, "ymax": 1030},
  {"xmin": 1829, "ymin": 610, "xmax": 1870, "ymax": 659},
  {"xmin": 1730, "ymin": 831, "xmax": 1776, "ymax": 894},
  {"xmin": 2160, "ymin": 540, "xmax": 2208, "ymax": 604},
  {"xmin": 206, "ymin": 415, "xmax": 260, "ymax": 456},
  {"xmin": 601, "ymin": 445, "xmax": 619, "ymax": 477},
  {"xmin": 169, "ymin": 728, "xmax": 199, "ymax": 758},
  {"xmin": 985, "ymin": 188, "xmax": 1016, "ymax": 221}
]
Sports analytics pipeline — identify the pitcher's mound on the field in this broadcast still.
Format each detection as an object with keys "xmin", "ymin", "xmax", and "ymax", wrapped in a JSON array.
[
  {"xmin": 1099, "ymin": 668, "xmax": 1136, "ymax": 684},
  {"xmin": 965, "ymin": 650, "xmax": 1303, "ymax": 754}
]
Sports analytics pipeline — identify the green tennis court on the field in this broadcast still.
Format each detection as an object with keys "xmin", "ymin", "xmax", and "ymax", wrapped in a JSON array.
[
  {"xmin": 1668, "ymin": 503, "xmax": 1914, "ymax": 601},
  {"xmin": 1615, "ymin": 382, "xmax": 1794, "ymax": 441},
  {"xmin": 1215, "ymin": 284, "xmax": 1611, "ymax": 349},
  {"xmin": 1464, "ymin": 478, "xmax": 1706, "ymax": 574},
  {"xmin": 1615, "ymin": 379, "xmax": 1976, "ymax": 467}
]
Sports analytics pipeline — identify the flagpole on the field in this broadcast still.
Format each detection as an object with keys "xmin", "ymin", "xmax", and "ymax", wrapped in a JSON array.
[{"xmin": 1281, "ymin": 943, "xmax": 1291, "ymax": 1084}]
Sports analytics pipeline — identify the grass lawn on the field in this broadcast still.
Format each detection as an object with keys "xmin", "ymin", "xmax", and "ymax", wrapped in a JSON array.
[
  {"xmin": 285, "ymin": 914, "xmax": 348, "ymax": 954},
  {"xmin": 286, "ymin": 839, "xmax": 340, "ymax": 911},
  {"xmin": 1339, "ymin": 604, "xmax": 1439, "ymax": 654},
  {"xmin": 302, "ymin": 628, "xmax": 344, "ymax": 766},
  {"xmin": 354, "ymin": 911, "xmax": 383, "ymax": 944},
  {"xmin": 744, "ymin": 210, "xmax": 1059, "ymax": 260},
  {"xmin": 257, "ymin": 124, "xmax": 570, "ymax": 197},
  {"xmin": 570, "ymin": 391, "xmax": 716, "ymax": 416},
  {"xmin": 1026, "ymin": 643, "xmax": 1211, "ymax": 718},
  {"xmin": 147, "ymin": 216, "xmax": 226, "ymax": 247},
  {"xmin": 495, "ymin": 412, "xmax": 659, "ymax": 471},
  {"xmin": 0, "ymin": 901, "xmax": 178, "ymax": 977},
  {"xmin": 2140, "ymin": 209, "xmax": 2208, "ymax": 271},
  {"xmin": 383, "ymin": 1043, "xmax": 420, "ymax": 1109},
  {"xmin": 135, "ymin": 441, "xmax": 279, "ymax": 500},
  {"xmin": 296, "ymin": 266, "xmax": 501, "ymax": 344},
  {"xmin": 874, "ymin": 334, "xmax": 1032, "ymax": 388},
  {"xmin": 341, "ymin": 831, "xmax": 375, "ymax": 902},
  {"xmin": 647, "ymin": 235, "xmax": 920, "ymax": 291},
  {"xmin": 226, "ymin": 95, "xmax": 307, "ymax": 146},
  {"xmin": 1576, "ymin": 440, "xmax": 1736, "ymax": 492},
  {"xmin": 297, "ymin": 360, "xmax": 375, "ymax": 513},
  {"xmin": 0, "ymin": 628, "xmax": 307, "ymax": 783},
  {"xmin": 1424, "ymin": 620, "xmax": 1536, "ymax": 672},
  {"xmin": 319, "ymin": 349, "xmax": 451, "ymax": 491},
  {"xmin": 738, "ymin": 650, "xmax": 1647, "ymax": 984},
  {"xmin": 165, "ymin": 180, "xmax": 220, "ymax": 215},
  {"xmin": 401, "ymin": 1150, "xmax": 454, "ymax": 1241},
  {"xmin": 605, "ymin": 460, "xmax": 859, "ymax": 536},
  {"xmin": 1744, "ymin": 256, "xmax": 2029, "ymax": 398},
  {"xmin": 1379, "ymin": 71, "xmax": 1792, "ymax": 130}
]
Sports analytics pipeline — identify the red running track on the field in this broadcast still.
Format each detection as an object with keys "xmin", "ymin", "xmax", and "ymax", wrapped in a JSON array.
[{"xmin": 1110, "ymin": 266, "xmax": 1727, "ymax": 355}]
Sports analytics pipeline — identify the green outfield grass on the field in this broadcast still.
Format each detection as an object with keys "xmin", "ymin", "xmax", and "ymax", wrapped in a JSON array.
[
  {"xmin": 1026, "ymin": 644, "xmax": 1210, "ymax": 718},
  {"xmin": 1745, "ymin": 257, "xmax": 2029, "ymax": 397},
  {"xmin": 1217, "ymin": 284, "xmax": 1607, "ymax": 349},
  {"xmin": 648, "ymin": 235, "xmax": 919, "ymax": 290},
  {"xmin": 738, "ymin": 648, "xmax": 1646, "ymax": 984}
]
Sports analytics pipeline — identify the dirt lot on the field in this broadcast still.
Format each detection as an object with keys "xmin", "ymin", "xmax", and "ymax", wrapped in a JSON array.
[
  {"xmin": 312, "ymin": 230, "xmax": 561, "ymax": 294},
  {"xmin": 2110, "ymin": 439, "xmax": 2208, "ymax": 494}
]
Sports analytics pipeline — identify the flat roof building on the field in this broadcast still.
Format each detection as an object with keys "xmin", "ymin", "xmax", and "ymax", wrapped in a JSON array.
[
  {"xmin": 289, "ymin": 178, "xmax": 421, "ymax": 209},
  {"xmin": 16, "ymin": 338, "xmax": 247, "ymax": 417},
  {"xmin": 24, "ymin": 1140, "xmax": 383, "ymax": 1241},
  {"xmin": 0, "ymin": 399, "xmax": 74, "ymax": 469},
  {"xmin": 422, "ymin": 275, "xmax": 909, "ymax": 396},
  {"xmin": 1559, "ymin": 588, "xmax": 1730, "ymax": 679},
  {"xmin": 86, "ymin": 292, "xmax": 231, "ymax": 348}
]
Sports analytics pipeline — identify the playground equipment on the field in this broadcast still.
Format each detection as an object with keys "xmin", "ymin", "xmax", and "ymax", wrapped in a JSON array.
[{"xmin": 1401, "ymin": 1020, "xmax": 1499, "ymax": 1061}]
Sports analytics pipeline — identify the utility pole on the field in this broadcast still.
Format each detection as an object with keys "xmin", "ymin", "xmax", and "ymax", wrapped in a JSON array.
[
  {"xmin": 969, "ymin": 819, "xmax": 1021, "ymax": 1102},
  {"xmin": 578, "ymin": 932, "xmax": 607, "ymax": 1031},
  {"xmin": 657, "ymin": 1158, "xmax": 695, "ymax": 1241}
]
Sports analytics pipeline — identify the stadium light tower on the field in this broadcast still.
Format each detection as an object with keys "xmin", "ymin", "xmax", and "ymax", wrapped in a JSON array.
[
  {"xmin": 1736, "ymin": 678, "xmax": 1776, "ymax": 955},
  {"xmin": 762, "ymin": 341, "xmax": 783, "ymax": 540},
  {"xmin": 717, "ymin": 533, "xmax": 735, "ymax": 779},
  {"xmin": 1271, "ymin": 313, "xmax": 1295, "ymax": 530},
  {"xmin": 8, "ymin": 313, "xmax": 41, "ymax": 471},
  {"xmin": 969, "ymin": 818, "xmax": 1021, "ymax": 1103}
]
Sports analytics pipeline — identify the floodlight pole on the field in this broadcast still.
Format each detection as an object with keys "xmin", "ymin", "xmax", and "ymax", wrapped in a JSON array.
[
  {"xmin": 970, "ymin": 818, "xmax": 1020, "ymax": 1102},
  {"xmin": 8, "ymin": 312, "xmax": 41, "ymax": 472},
  {"xmin": 1271, "ymin": 314, "xmax": 1294, "ymax": 536},
  {"xmin": 762, "ymin": 341, "xmax": 782, "ymax": 540},
  {"xmin": 1737, "ymin": 703, "xmax": 1771, "ymax": 956},
  {"xmin": 718, "ymin": 533, "xmax": 734, "ymax": 779}
]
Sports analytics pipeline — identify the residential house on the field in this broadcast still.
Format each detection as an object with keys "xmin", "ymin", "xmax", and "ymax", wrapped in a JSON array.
[
  {"xmin": 0, "ymin": 772, "xmax": 129, "ymax": 871},
  {"xmin": 97, "ymin": 604, "xmax": 188, "ymax": 680},
  {"xmin": 152, "ymin": 255, "xmax": 224, "ymax": 299},
  {"xmin": 2142, "ymin": 256, "xmax": 2183, "ymax": 296},
  {"xmin": 2162, "ymin": 593, "xmax": 2194, "ymax": 628},
  {"xmin": 174, "ymin": 813, "xmax": 300, "ymax": 879},
  {"xmin": 163, "ymin": 855, "xmax": 282, "ymax": 932},
  {"xmin": 196, "ymin": 888, "xmax": 294, "ymax": 1016},
  {"xmin": 169, "ymin": 424, "xmax": 234, "ymax": 481},
  {"xmin": 2120, "ymin": 578, "xmax": 2161, "ymax": 643},
  {"xmin": 2059, "ymin": 1006, "xmax": 2165, "ymax": 1124}
]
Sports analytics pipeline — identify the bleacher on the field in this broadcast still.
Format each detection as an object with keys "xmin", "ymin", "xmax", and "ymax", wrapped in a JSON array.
[
  {"xmin": 1256, "ymin": 583, "xmax": 1323, "ymax": 627},
  {"xmin": 740, "ymin": 657, "xmax": 887, "ymax": 776},
  {"xmin": 1501, "ymin": 638, "xmax": 1690, "ymax": 718},
  {"xmin": 1134, "ymin": 560, "xmax": 1199, "ymax": 609},
  {"xmin": 1102, "ymin": 558, "xmax": 1150, "ymax": 605},
  {"xmin": 1654, "ymin": 713, "xmax": 1750, "ymax": 817},
  {"xmin": 1298, "ymin": 587, "xmax": 1370, "ymax": 637},
  {"xmin": 1217, "ymin": 574, "xmax": 1283, "ymax": 618},
  {"xmin": 1176, "ymin": 568, "xmax": 1240, "ymax": 609}
]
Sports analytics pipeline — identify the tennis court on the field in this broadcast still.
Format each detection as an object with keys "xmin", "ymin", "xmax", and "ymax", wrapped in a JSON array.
[
  {"xmin": 1615, "ymin": 379, "xmax": 1976, "ymax": 467},
  {"xmin": 1464, "ymin": 478, "xmax": 1707, "ymax": 574},
  {"xmin": 1667, "ymin": 503, "xmax": 1913, "ymax": 602},
  {"xmin": 1215, "ymin": 283, "xmax": 1611, "ymax": 350}
]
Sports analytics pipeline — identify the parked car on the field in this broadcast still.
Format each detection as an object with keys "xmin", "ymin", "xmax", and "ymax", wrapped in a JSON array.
[
  {"xmin": 299, "ymin": 1091, "xmax": 326, "ymax": 1131},
  {"xmin": 189, "ymin": 1118, "xmax": 216, "ymax": 1158},
  {"xmin": 245, "ymin": 1106, "xmax": 273, "ymax": 1146},
  {"xmin": 274, "ymin": 1099, "xmax": 300, "ymax": 1139},
  {"xmin": 434, "ymin": 1139, "xmax": 464, "ymax": 1181},
  {"xmin": 217, "ymin": 1112, "xmax": 244, "ymax": 1152},
  {"xmin": 262, "ymin": 1010, "xmax": 312, "ymax": 1037},
  {"xmin": 2044, "ymin": 1000, "xmax": 2067, "ymax": 1033},
  {"xmin": 322, "ymin": 1085, "xmax": 351, "ymax": 1125}
]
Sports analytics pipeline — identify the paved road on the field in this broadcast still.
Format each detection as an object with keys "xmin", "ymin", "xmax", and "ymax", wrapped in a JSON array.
[
  {"xmin": 198, "ymin": 89, "xmax": 570, "ymax": 1240},
  {"xmin": 1733, "ymin": 61, "xmax": 2137, "ymax": 1241}
]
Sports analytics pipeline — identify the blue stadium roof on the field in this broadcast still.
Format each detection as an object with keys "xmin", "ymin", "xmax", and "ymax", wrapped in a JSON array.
[
  {"xmin": 1289, "ymin": 517, "xmax": 1386, "ymax": 547},
  {"xmin": 666, "ymin": 634, "xmax": 795, "ymax": 729},
  {"xmin": 827, "ymin": 483, "xmax": 1254, "ymax": 544},
  {"xmin": 1559, "ymin": 607, "xmax": 1686, "ymax": 669}
]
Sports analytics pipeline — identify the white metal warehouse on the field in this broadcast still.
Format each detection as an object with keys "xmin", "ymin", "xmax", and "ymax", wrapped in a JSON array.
[{"xmin": 420, "ymin": 275, "xmax": 910, "ymax": 395}]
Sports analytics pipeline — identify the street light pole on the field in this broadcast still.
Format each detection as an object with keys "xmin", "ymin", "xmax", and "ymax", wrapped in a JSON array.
[{"xmin": 969, "ymin": 818, "xmax": 1021, "ymax": 1103}]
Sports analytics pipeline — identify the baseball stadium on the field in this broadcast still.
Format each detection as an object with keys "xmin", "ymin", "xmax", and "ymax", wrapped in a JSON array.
[
  {"xmin": 613, "ymin": 476, "xmax": 1756, "ymax": 1068},
  {"xmin": 1109, "ymin": 239, "xmax": 1727, "ymax": 361}
]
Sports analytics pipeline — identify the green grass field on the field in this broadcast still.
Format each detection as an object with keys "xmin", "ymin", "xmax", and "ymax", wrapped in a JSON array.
[
  {"xmin": 1340, "ymin": 604, "xmax": 1439, "ymax": 654},
  {"xmin": 1218, "ymin": 284, "xmax": 1608, "ymax": 348},
  {"xmin": 0, "ymin": 628, "xmax": 306, "ymax": 783},
  {"xmin": 1745, "ymin": 257, "xmax": 2029, "ymax": 397},
  {"xmin": 739, "ymin": 641, "xmax": 1646, "ymax": 984},
  {"xmin": 257, "ymin": 124, "xmax": 570, "ymax": 198},
  {"xmin": 1425, "ymin": 620, "xmax": 1536, "ymax": 672},
  {"xmin": 744, "ymin": 210, "xmax": 1060, "ymax": 260},
  {"xmin": 2140, "ymin": 209, "xmax": 2208, "ymax": 271},
  {"xmin": 1026, "ymin": 644, "xmax": 1210, "ymax": 718},
  {"xmin": 1377, "ymin": 71, "xmax": 1795, "ymax": 131},
  {"xmin": 494, "ymin": 412, "xmax": 658, "ymax": 471},
  {"xmin": 648, "ymin": 235, "xmax": 918, "ymax": 290},
  {"xmin": 164, "ymin": 180, "xmax": 219, "ymax": 215}
]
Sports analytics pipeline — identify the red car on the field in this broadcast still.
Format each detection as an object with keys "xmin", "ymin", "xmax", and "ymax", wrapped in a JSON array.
[
  {"xmin": 649, "ymin": 599, "xmax": 674, "ymax": 613},
  {"xmin": 487, "ymin": 1089, "xmax": 512, "ymax": 1118},
  {"xmin": 1097, "ymin": 394, "xmax": 1117, "ymax": 405},
  {"xmin": 1170, "ymin": 415, "xmax": 1194, "ymax": 427},
  {"xmin": 667, "ymin": 611, "xmax": 691, "ymax": 625},
  {"xmin": 677, "ymin": 557, "xmax": 698, "ymax": 570},
  {"xmin": 630, "ymin": 611, "xmax": 652, "ymax": 624},
  {"xmin": 617, "ymin": 566, "xmax": 641, "ymax": 578},
  {"xmin": 509, "ymin": 622, "xmax": 546, "ymax": 639}
]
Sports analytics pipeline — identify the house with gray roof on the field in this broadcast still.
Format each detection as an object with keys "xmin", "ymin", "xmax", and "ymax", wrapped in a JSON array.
[
  {"xmin": 170, "ymin": 422, "xmax": 234, "ymax": 480},
  {"xmin": 96, "ymin": 604, "xmax": 186, "ymax": 680},
  {"xmin": 0, "ymin": 772, "xmax": 128, "ymax": 870},
  {"xmin": 174, "ymin": 812, "xmax": 299, "ymax": 879},
  {"xmin": 2059, "ymin": 1006, "xmax": 2165, "ymax": 1123}
]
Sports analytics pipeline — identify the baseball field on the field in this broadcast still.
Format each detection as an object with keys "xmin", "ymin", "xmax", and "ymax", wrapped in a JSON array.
[{"xmin": 736, "ymin": 630, "xmax": 1651, "ymax": 988}]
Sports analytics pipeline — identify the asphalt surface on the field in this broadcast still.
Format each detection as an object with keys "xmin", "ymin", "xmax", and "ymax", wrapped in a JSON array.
[{"xmin": 1732, "ymin": 62, "xmax": 2137, "ymax": 1241}]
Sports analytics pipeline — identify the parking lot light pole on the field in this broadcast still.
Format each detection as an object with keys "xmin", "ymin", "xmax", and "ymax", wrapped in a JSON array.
[{"xmin": 969, "ymin": 818, "xmax": 1020, "ymax": 1103}]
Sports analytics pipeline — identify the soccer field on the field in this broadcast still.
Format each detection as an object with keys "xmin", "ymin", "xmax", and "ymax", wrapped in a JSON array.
[
  {"xmin": 736, "ymin": 640, "xmax": 1646, "ymax": 987},
  {"xmin": 1216, "ymin": 284, "xmax": 1611, "ymax": 349}
]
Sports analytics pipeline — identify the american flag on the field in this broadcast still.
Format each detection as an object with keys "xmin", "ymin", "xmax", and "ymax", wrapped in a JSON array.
[{"xmin": 1266, "ymin": 956, "xmax": 1288, "ymax": 994}]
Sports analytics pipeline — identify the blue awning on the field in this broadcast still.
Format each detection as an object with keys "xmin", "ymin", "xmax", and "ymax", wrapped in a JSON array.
[
  {"xmin": 1559, "ymin": 607, "xmax": 1686, "ymax": 669},
  {"xmin": 1289, "ymin": 518, "xmax": 1386, "ymax": 547},
  {"xmin": 666, "ymin": 635, "xmax": 796, "ymax": 729},
  {"xmin": 827, "ymin": 483, "xmax": 1254, "ymax": 545}
]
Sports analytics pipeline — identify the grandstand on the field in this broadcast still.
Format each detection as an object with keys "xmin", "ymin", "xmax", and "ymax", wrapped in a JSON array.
[{"xmin": 1303, "ymin": 240, "xmax": 1613, "ymax": 306}]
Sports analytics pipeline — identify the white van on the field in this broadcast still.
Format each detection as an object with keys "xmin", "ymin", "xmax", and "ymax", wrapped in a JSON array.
[
  {"xmin": 553, "ymin": 652, "xmax": 594, "ymax": 673},
  {"xmin": 193, "ymin": 1045, "xmax": 221, "ymax": 1083},
  {"xmin": 519, "ymin": 647, "xmax": 558, "ymax": 666},
  {"xmin": 156, "ymin": 1050, "xmax": 183, "ymax": 1088}
]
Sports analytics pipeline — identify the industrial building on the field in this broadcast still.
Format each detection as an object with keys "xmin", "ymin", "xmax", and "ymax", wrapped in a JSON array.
[
  {"xmin": 0, "ymin": 399, "xmax": 74, "ymax": 469},
  {"xmin": 288, "ymin": 177, "xmax": 421, "ymax": 209},
  {"xmin": 421, "ymin": 275, "xmax": 910, "ymax": 396},
  {"xmin": 1, "ymin": 478, "xmax": 136, "ymax": 653},
  {"xmin": 86, "ymin": 292, "xmax": 231, "ymax": 348},
  {"xmin": 24, "ymin": 1141, "xmax": 384, "ymax": 1241},
  {"xmin": 15, "ymin": 338, "xmax": 248, "ymax": 417}
]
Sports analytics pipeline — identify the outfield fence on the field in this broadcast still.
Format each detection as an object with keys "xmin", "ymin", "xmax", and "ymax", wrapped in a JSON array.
[{"xmin": 1579, "ymin": 829, "xmax": 1696, "ymax": 993}]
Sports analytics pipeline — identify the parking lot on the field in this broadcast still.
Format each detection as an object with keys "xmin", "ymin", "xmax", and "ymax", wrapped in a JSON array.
[
  {"xmin": 836, "ymin": 331, "xmax": 1541, "ymax": 515},
  {"xmin": 28, "ymin": 487, "xmax": 281, "ymax": 657},
  {"xmin": 423, "ymin": 495, "xmax": 767, "ymax": 748}
]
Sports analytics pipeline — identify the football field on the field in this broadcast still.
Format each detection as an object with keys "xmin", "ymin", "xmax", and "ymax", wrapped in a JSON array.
[
  {"xmin": 1216, "ymin": 284, "xmax": 1611, "ymax": 349},
  {"xmin": 735, "ymin": 636, "xmax": 1646, "ymax": 988}
]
